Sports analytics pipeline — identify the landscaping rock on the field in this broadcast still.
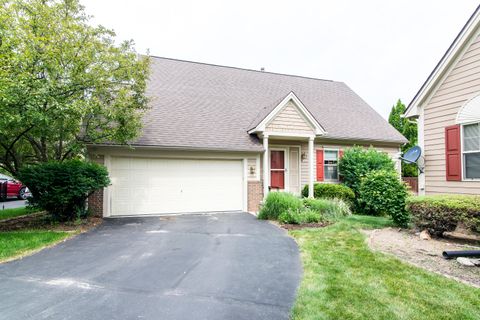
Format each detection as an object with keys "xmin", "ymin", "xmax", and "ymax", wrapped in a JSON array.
[
  {"xmin": 457, "ymin": 257, "xmax": 476, "ymax": 267},
  {"xmin": 419, "ymin": 229, "xmax": 431, "ymax": 240}
]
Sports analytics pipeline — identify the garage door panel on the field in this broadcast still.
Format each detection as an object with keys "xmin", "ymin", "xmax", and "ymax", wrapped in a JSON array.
[{"xmin": 110, "ymin": 157, "xmax": 244, "ymax": 216}]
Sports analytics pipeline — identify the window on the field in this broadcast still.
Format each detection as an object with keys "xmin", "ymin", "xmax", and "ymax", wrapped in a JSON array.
[
  {"xmin": 463, "ymin": 123, "xmax": 480, "ymax": 179},
  {"xmin": 324, "ymin": 150, "xmax": 339, "ymax": 181}
]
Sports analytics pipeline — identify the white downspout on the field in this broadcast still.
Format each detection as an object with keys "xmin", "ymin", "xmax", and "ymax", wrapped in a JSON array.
[
  {"xmin": 263, "ymin": 135, "xmax": 269, "ymax": 199},
  {"xmin": 418, "ymin": 106, "xmax": 426, "ymax": 195},
  {"xmin": 308, "ymin": 136, "xmax": 315, "ymax": 198}
]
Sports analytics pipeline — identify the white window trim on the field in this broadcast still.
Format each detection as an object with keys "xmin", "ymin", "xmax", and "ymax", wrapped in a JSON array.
[
  {"xmin": 323, "ymin": 148, "xmax": 340, "ymax": 182},
  {"xmin": 461, "ymin": 122, "xmax": 480, "ymax": 181}
]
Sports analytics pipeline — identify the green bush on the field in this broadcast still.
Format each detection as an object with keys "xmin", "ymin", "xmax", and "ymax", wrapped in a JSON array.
[
  {"xmin": 406, "ymin": 195, "xmax": 480, "ymax": 235},
  {"xmin": 304, "ymin": 198, "xmax": 352, "ymax": 220},
  {"xmin": 358, "ymin": 170, "xmax": 409, "ymax": 226},
  {"xmin": 339, "ymin": 147, "xmax": 395, "ymax": 198},
  {"xmin": 18, "ymin": 160, "xmax": 110, "ymax": 221},
  {"xmin": 278, "ymin": 208, "xmax": 322, "ymax": 224},
  {"xmin": 258, "ymin": 192, "xmax": 302, "ymax": 220},
  {"xmin": 301, "ymin": 183, "xmax": 355, "ymax": 207}
]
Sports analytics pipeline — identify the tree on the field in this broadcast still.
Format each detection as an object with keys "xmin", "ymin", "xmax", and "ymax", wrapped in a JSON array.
[
  {"xmin": 0, "ymin": 0, "xmax": 150, "ymax": 176},
  {"xmin": 388, "ymin": 99, "xmax": 418, "ymax": 177}
]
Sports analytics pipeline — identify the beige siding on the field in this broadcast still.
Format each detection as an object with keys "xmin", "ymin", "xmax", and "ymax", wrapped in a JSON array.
[
  {"xmin": 423, "ymin": 32, "xmax": 480, "ymax": 195},
  {"xmin": 265, "ymin": 101, "xmax": 314, "ymax": 134}
]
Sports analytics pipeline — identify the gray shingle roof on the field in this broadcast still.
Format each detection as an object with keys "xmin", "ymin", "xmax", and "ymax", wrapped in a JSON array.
[{"xmin": 135, "ymin": 57, "xmax": 406, "ymax": 151}]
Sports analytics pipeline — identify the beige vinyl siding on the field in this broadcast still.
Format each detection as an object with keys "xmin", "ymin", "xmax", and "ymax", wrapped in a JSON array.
[
  {"xmin": 265, "ymin": 101, "xmax": 314, "ymax": 134},
  {"xmin": 423, "ymin": 32, "xmax": 480, "ymax": 195}
]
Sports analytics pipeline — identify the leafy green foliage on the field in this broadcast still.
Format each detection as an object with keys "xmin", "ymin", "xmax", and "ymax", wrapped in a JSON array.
[
  {"xmin": 406, "ymin": 195, "xmax": 480, "ymax": 235},
  {"xmin": 17, "ymin": 160, "xmax": 110, "ymax": 221},
  {"xmin": 257, "ymin": 192, "xmax": 302, "ymax": 220},
  {"xmin": 304, "ymin": 198, "xmax": 351, "ymax": 220},
  {"xmin": 358, "ymin": 170, "xmax": 409, "ymax": 226},
  {"xmin": 278, "ymin": 208, "xmax": 322, "ymax": 224},
  {"xmin": 338, "ymin": 147, "xmax": 395, "ymax": 199},
  {"xmin": 301, "ymin": 183, "xmax": 355, "ymax": 207},
  {"xmin": 388, "ymin": 99, "xmax": 418, "ymax": 177},
  {"xmin": 0, "ymin": 0, "xmax": 149, "ymax": 175}
]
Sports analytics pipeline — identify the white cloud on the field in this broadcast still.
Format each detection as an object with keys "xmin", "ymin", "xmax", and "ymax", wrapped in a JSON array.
[{"xmin": 81, "ymin": 0, "xmax": 479, "ymax": 118}]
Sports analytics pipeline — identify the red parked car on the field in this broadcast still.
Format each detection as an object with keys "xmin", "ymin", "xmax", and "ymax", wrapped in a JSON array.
[{"xmin": 0, "ymin": 176, "xmax": 29, "ymax": 200}]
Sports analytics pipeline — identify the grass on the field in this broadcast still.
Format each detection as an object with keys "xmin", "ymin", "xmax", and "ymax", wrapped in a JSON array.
[
  {"xmin": 290, "ymin": 215, "xmax": 480, "ymax": 320},
  {"xmin": 0, "ymin": 230, "xmax": 70, "ymax": 262},
  {"xmin": 0, "ymin": 207, "xmax": 38, "ymax": 221}
]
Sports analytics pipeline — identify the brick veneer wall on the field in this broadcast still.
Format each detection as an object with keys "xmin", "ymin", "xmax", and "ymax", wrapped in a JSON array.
[
  {"xmin": 247, "ymin": 181, "xmax": 263, "ymax": 213},
  {"xmin": 88, "ymin": 155, "xmax": 105, "ymax": 217}
]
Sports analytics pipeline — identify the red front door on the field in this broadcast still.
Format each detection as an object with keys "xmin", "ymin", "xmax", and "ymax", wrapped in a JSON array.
[{"xmin": 270, "ymin": 150, "xmax": 285, "ymax": 189}]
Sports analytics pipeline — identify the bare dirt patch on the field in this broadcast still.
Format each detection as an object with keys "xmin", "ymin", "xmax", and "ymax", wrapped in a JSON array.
[{"xmin": 364, "ymin": 228, "xmax": 480, "ymax": 287}]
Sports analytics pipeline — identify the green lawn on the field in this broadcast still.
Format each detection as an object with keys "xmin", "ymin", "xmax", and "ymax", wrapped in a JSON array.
[
  {"xmin": 0, "ymin": 207, "xmax": 37, "ymax": 221},
  {"xmin": 0, "ymin": 230, "xmax": 69, "ymax": 262},
  {"xmin": 290, "ymin": 215, "xmax": 480, "ymax": 320}
]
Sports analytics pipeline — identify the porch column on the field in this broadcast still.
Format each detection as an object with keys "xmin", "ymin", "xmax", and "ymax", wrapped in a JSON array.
[
  {"xmin": 263, "ymin": 135, "xmax": 269, "ymax": 199},
  {"xmin": 308, "ymin": 136, "xmax": 314, "ymax": 198}
]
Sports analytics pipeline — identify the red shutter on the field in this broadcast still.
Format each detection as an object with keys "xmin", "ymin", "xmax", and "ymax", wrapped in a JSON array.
[
  {"xmin": 339, "ymin": 149, "xmax": 344, "ymax": 158},
  {"xmin": 316, "ymin": 149, "xmax": 324, "ymax": 181},
  {"xmin": 445, "ymin": 125, "xmax": 461, "ymax": 181}
]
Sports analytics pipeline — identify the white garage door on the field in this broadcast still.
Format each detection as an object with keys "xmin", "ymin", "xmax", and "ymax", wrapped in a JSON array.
[{"xmin": 109, "ymin": 157, "xmax": 244, "ymax": 216}]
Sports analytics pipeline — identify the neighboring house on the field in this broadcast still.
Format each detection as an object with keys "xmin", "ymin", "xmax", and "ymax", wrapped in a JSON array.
[
  {"xmin": 88, "ymin": 56, "xmax": 406, "ymax": 217},
  {"xmin": 404, "ymin": 5, "xmax": 480, "ymax": 196}
]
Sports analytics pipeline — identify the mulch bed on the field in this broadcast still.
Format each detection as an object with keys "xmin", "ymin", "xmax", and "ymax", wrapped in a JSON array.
[
  {"xmin": 0, "ymin": 212, "xmax": 103, "ymax": 232},
  {"xmin": 281, "ymin": 221, "xmax": 330, "ymax": 230}
]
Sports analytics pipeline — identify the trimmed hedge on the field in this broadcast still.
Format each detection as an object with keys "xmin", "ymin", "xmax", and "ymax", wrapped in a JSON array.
[
  {"xmin": 406, "ymin": 195, "xmax": 480, "ymax": 235},
  {"xmin": 18, "ymin": 160, "xmax": 110, "ymax": 221},
  {"xmin": 258, "ymin": 192, "xmax": 302, "ymax": 220},
  {"xmin": 301, "ymin": 183, "xmax": 355, "ymax": 207}
]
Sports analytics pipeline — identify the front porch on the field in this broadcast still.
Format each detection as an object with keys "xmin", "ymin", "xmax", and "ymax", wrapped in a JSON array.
[{"xmin": 262, "ymin": 135, "xmax": 316, "ymax": 198}]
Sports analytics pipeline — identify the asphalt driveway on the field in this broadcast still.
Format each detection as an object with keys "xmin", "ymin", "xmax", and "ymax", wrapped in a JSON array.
[{"xmin": 0, "ymin": 212, "xmax": 301, "ymax": 320}]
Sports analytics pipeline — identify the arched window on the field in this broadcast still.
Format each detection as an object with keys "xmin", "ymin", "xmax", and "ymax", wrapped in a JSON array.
[{"xmin": 456, "ymin": 95, "xmax": 480, "ymax": 179}]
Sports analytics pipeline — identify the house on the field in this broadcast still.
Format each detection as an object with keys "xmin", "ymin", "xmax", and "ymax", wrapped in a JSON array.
[
  {"xmin": 87, "ymin": 56, "xmax": 406, "ymax": 217},
  {"xmin": 404, "ymin": 5, "xmax": 480, "ymax": 195}
]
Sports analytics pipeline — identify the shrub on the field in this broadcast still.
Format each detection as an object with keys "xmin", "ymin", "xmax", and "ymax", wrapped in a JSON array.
[
  {"xmin": 17, "ymin": 160, "xmax": 110, "ymax": 221},
  {"xmin": 358, "ymin": 170, "xmax": 409, "ymax": 226},
  {"xmin": 258, "ymin": 192, "xmax": 302, "ymax": 220},
  {"xmin": 301, "ymin": 183, "xmax": 355, "ymax": 207},
  {"xmin": 406, "ymin": 195, "xmax": 480, "ymax": 235},
  {"xmin": 339, "ymin": 147, "xmax": 395, "ymax": 198},
  {"xmin": 304, "ymin": 198, "xmax": 352, "ymax": 220},
  {"xmin": 278, "ymin": 208, "xmax": 322, "ymax": 224}
]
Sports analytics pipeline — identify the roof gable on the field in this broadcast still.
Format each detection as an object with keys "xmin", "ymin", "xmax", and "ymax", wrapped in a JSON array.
[
  {"xmin": 405, "ymin": 5, "xmax": 480, "ymax": 118},
  {"xmin": 248, "ymin": 92, "xmax": 325, "ymax": 136}
]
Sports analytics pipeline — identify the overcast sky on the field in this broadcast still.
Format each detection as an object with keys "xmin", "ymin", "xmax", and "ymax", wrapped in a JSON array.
[{"xmin": 81, "ymin": 0, "xmax": 479, "ymax": 119}]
